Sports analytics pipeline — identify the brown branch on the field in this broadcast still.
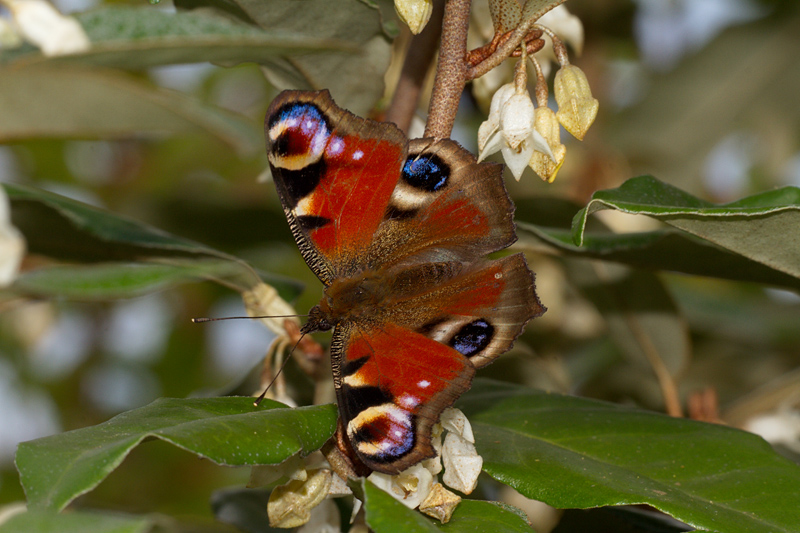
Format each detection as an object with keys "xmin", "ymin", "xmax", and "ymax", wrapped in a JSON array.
[
  {"xmin": 466, "ymin": 29, "xmax": 543, "ymax": 73},
  {"xmin": 423, "ymin": 0, "xmax": 472, "ymax": 139},
  {"xmin": 385, "ymin": 0, "xmax": 445, "ymax": 134}
]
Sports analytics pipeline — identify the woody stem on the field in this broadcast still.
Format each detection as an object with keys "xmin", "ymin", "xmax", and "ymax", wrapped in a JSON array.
[{"xmin": 424, "ymin": 0, "xmax": 471, "ymax": 139}]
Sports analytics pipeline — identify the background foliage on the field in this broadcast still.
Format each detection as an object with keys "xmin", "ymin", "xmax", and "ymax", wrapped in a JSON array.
[{"xmin": 1, "ymin": 0, "xmax": 800, "ymax": 531}]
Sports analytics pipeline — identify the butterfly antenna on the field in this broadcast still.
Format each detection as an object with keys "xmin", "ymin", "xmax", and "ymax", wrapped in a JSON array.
[
  {"xmin": 253, "ymin": 332, "xmax": 306, "ymax": 406},
  {"xmin": 192, "ymin": 314, "xmax": 306, "ymax": 323}
]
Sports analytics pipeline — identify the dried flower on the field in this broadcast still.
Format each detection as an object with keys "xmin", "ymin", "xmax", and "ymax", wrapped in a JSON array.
[
  {"xmin": 268, "ymin": 468, "xmax": 332, "ymax": 528},
  {"xmin": 419, "ymin": 482, "xmax": 461, "ymax": 523}
]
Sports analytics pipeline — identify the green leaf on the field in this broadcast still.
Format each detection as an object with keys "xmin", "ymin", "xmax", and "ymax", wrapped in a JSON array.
[
  {"xmin": 572, "ymin": 176, "xmax": 800, "ymax": 282},
  {"xmin": 175, "ymin": 0, "xmax": 392, "ymax": 115},
  {"xmin": 6, "ymin": 182, "xmax": 218, "ymax": 256},
  {"xmin": 436, "ymin": 501, "xmax": 534, "ymax": 532},
  {"xmin": 363, "ymin": 479, "xmax": 437, "ymax": 533},
  {"xmin": 364, "ymin": 479, "xmax": 533, "ymax": 532},
  {"xmin": 517, "ymin": 220, "xmax": 800, "ymax": 292},
  {"xmin": 12, "ymin": 261, "xmax": 247, "ymax": 300},
  {"xmin": 0, "ymin": 510, "xmax": 151, "ymax": 533},
  {"xmin": 4, "ymin": 183, "xmax": 304, "ymax": 299},
  {"xmin": 16, "ymin": 398, "xmax": 338, "ymax": 512},
  {"xmin": 458, "ymin": 379, "xmax": 800, "ymax": 533},
  {"xmin": 0, "ymin": 6, "xmax": 352, "ymax": 70},
  {"xmin": 0, "ymin": 66, "xmax": 260, "ymax": 154}
]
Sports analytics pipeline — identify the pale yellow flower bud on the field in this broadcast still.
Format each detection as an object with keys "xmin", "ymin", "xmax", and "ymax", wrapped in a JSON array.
[
  {"xmin": 529, "ymin": 106, "xmax": 566, "ymax": 183},
  {"xmin": 394, "ymin": 0, "xmax": 432, "ymax": 35},
  {"xmin": 554, "ymin": 64, "xmax": 599, "ymax": 141}
]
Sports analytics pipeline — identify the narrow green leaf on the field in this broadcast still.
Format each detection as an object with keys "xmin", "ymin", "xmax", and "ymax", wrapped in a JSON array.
[
  {"xmin": 175, "ymin": 0, "xmax": 392, "ymax": 115},
  {"xmin": 16, "ymin": 398, "xmax": 338, "ymax": 511},
  {"xmin": 458, "ymin": 379, "xmax": 800, "ymax": 533},
  {"xmin": 6, "ymin": 183, "xmax": 216, "ymax": 256},
  {"xmin": 517, "ymin": 221, "xmax": 800, "ymax": 292},
  {"xmin": 1, "ymin": 6, "xmax": 352, "ymax": 70},
  {"xmin": 5, "ymin": 183, "xmax": 304, "ymax": 300},
  {"xmin": 572, "ymin": 176, "xmax": 800, "ymax": 281},
  {"xmin": 0, "ymin": 66, "xmax": 260, "ymax": 154},
  {"xmin": 11, "ymin": 261, "xmax": 247, "ymax": 300},
  {"xmin": 0, "ymin": 510, "xmax": 151, "ymax": 533}
]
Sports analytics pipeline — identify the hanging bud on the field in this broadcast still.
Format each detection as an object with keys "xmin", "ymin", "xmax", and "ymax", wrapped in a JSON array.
[
  {"xmin": 394, "ymin": 0, "xmax": 433, "ymax": 35},
  {"xmin": 529, "ymin": 106, "xmax": 566, "ymax": 183},
  {"xmin": 554, "ymin": 64, "xmax": 598, "ymax": 140}
]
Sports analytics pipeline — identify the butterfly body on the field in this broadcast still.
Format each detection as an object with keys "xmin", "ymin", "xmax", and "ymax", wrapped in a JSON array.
[{"xmin": 266, "ymin": 90, "xmax": 544, "ymax": 475}]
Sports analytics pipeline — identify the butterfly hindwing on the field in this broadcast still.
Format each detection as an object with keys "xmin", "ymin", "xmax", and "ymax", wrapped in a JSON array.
[
  {"xmin": 332, "ymin": 253, "xmax": 542, "ymax": 473},
  {"xmin": 332, "ymin": 321, "xmax": 475, "ymax": 473}
]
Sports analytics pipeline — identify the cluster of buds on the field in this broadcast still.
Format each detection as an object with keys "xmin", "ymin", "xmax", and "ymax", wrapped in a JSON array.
[
  {"xmin": 477, "ymin": 11, "xmax": 598, "ymax": 182},
  {"xmin": 264, "ymin": 408, "xmax": 482, "ymax": 528}
]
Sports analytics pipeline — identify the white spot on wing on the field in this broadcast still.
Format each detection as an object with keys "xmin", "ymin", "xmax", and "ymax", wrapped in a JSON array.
[
  {"xmin": 327, "ymin": 137, "xmax": 345, "ymax": 157},
  {"xmin": 353, "ymin": 150, "xmax": 364, "ymax": 161},
  {"xmin": 418, "ymin": 380, "xmax": 430, "ymax": 388}
]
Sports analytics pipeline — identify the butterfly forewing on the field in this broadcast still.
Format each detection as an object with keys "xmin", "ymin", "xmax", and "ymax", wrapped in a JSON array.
[{"xmin": 266, "ymin": 90, "xmax": 407, "ymax": 282}]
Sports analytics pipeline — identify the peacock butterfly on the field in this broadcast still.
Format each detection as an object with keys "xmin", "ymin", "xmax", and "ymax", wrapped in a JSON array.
[{"xmin": 265, "ymin": 90, "xmax": 544, "ymax": 475}]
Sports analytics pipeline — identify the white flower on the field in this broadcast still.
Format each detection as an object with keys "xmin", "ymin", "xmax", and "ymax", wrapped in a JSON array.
[
  {"xmin": 5, "ymin": 0, "xmax": 89, "ymax": 56},
  {"xmin": 439, "ymin": 408, "xmax": 482, "ymax": 494},
  {"xmin": 0, "ymin": 186, "xmax": 24, "ymax": 287},
  {"xmin": 368, "ymin": 463, "xmax": 433, "ymax": 510},
  {"xmin": 394, "ymin": 0, "xmax": 433, "ymax": 35},
  {"xmin": 478, "ymin": 83, "xmax": 554, "ymax": 180}
]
